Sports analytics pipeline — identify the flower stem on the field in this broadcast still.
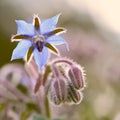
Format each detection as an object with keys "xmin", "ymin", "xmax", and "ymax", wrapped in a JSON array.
[
  {"xmin": 52, "ymin": 64, "xmax": 60, "ymax": 78},
  {"xmin": 45, "ymin": 96, "xmax": 51, "ymax": 119},
  {"xmin": 53, "ymin": 58, "xmax": 73, "ymax": 66}
]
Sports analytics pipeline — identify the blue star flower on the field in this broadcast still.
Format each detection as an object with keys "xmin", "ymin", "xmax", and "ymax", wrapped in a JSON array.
[{"xmin": 11, "ymin": 14, "xmax": 68, "ymax": 69}]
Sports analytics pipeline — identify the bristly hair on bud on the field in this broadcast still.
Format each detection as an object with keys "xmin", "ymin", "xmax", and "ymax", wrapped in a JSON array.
[
  {"xmin": 48, "ymin": 77, "xmax": 67, "ymax": 105},
  {"xmin": 65, "ymin": 82, "xmax": 83, "ymax": 104},
  {"xmin": 68, "ymin": 65, "xmax": 86, "ymax": 90},
  {"xmin": 46, "ymin": 58, "xmax": 86, "ymax": 105}
]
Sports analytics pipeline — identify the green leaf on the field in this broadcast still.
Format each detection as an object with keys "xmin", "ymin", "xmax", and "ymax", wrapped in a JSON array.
[
  {"xmin": 26, "ymin": 103, "xmax": 40, "ymax": 112},
  {"xmin": 21, "ymin": 110, "xmax": 32, "ymax": 120},
  {"xmin": 21, "ymin": 103, "xmax": 41, "ymax": 120},
  {"xmin": 17, "ymin": 84, "xmax": 28, "ymax": 95},
  {"xmin": 45, "ymin": 43, "xmax": 59, "ymax": 55},
  {"xmin": 0, "ymin": 103, "xmax": 5, "ymax": 112}
]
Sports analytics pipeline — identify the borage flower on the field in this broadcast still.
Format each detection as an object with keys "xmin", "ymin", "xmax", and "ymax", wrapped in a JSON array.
[{"xmin": 11, "ymin": 14, "xmax": 68, "ymax": 69}]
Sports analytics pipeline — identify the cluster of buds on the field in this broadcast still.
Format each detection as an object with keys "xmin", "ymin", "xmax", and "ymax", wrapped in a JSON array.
[
  {"xmin": 25, "ymin": 57, "xmax": 86, "ymax": 106},
  {"xmin": 47, "ymin": 58, "xmax": 86, "ymax": 105}
]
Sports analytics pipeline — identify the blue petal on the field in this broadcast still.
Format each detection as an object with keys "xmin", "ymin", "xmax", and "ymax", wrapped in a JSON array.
[
  {"xmin": 16, "ymin": 20, "xmax": 35, "ymax": 36},
  {"xmin": 11, "ymin": 40, "xmax": 32, "ymax": 60},
  {"xmin": 40, "ymin": 14, "xmax": 61, "ymax": 34},
  {"xmin": 33, "ymin": 47, "xmax": 49, "ymax": 69},
  {"xmin": 46, "ymin": 35, "xmax": 69, "ymax": 50}
]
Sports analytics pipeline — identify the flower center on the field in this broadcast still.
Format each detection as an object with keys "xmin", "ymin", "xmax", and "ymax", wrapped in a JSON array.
[
  {"xmin": 32, "ymin": 33, "xmax": 45, "ymax": 52},
  {"xmin": 32, "ymin": 34, "xmax": 44, "ymax": 43}
]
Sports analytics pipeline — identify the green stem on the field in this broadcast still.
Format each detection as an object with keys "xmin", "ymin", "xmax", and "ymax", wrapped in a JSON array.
[{"xmin": 45, "ymin": 96, "xmax": 51, "ymax": 119}]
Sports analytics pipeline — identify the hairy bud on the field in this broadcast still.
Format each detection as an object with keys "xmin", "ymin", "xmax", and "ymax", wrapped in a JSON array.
[
  {"xmin": 49, "ymin": 78, "xmax": 67, "ymax": 105},
  {"xmin": 66, "ymin": 83, "xmax": 83, "ymax": 104},
  {"xmin": 68, "ymin": 65, "xmax": 85, "ymax": 90}
]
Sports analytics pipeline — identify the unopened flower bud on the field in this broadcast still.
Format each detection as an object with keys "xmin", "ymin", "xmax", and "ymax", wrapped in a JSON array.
[
  {"xmin": 49, "ymin": 78, "xmax": 67, "ymax": 105},
  {"xmin": 68, "ymin": 65, "xmax": 85, "ymax": 90},
  {"xmin": 66, "ymin": 83, "xmax": 83, "ymax": 104}
]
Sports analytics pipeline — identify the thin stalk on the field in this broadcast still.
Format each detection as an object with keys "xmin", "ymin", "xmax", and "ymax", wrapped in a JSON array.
[
  {"xmin": 52, "ymin": 64, "xmax": 60, "ymax": 78},
  {"xmin": 45, "ymin": 96, "xmax": 51, "ymax": 119},
  {"xmin": 53, "ymin": 58, "xmax": 73, "ymax": 66}
]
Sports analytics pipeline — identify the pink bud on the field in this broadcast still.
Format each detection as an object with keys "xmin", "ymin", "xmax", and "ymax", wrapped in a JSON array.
[
  {"xmin": 66, "ymin": 83, "xmax": 83, "ymax": 104},
  {"xmin": 49, "ymin": 78, "xmax": 67, "ymax": 105},
  {"xmin": 68, "ymin": 65, "xmax": 85, "ymax": 90}
]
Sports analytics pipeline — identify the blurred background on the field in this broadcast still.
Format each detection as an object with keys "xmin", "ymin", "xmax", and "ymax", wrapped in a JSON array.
[{"xmin": 0, "ymin": 0, "xmax": 120, "ymax": 120}]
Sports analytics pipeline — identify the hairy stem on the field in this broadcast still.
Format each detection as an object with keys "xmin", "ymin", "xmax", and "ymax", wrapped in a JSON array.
[{"xmin": 53, "ymin": 58, "xmax": 73, "ymax": 66}]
